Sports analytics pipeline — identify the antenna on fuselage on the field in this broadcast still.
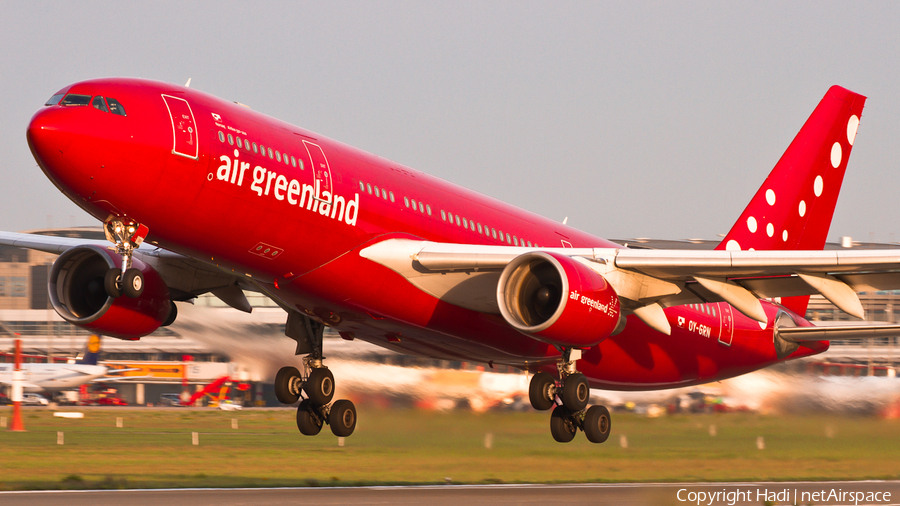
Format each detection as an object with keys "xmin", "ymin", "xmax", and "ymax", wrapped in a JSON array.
[
  {"xmin": 562, "ymin": 217, "xmax": 568, "ymax": 225},
  {"xmin": 184, "ymin": 78, "xmax": 192, "ymax": 88}
]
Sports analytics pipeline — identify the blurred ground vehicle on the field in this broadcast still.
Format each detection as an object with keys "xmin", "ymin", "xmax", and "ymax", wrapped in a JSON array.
[{"xmin": 21, "ymin": 393, "xmax": 49, "ymax": 406}]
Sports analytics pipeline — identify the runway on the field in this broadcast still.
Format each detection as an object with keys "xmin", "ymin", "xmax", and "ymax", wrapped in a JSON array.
[{"xmin": 2, "ymin": 481, "xmax": 898, "ymax": 506}]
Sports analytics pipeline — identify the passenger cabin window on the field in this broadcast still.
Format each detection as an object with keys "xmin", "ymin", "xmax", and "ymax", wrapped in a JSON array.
[
  {"xmin": 218, "ymin": 131, "xmax": 226, "ymax": 142},
  {"xmin": 227, "ymin": 134, "xmax": 234, "ymax": 145},
  {"xmin": 291, "ymin": 156, "xmax": 297, "ymax": 167},
  {"xmin": 441, "ymin": 210, "xmax": 446, "ymax": 221},
  {"xmin": 389, "ymin": 191, "xmax": 395, "ymax": 202},
  {"xmin": 252, "ymin": 142, "xmax": 258, "ymax": 153},
  {"xmin": 91, "ymin": 96, "xmax": 109, "ymax": 112},
  {"xmin": 44, "ymin": 93, "xmax": 65, "ymax": 106},
  {"xmin": 61, "ymin": 94, "xmax": 91, "ymax": 106},
  {"xmin": 359, "ymin": 181, "xmax": 365, "ymax": 192}
]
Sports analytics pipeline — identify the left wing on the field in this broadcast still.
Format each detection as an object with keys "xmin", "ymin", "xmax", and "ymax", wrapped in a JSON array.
[
  {"xmin": 360, "ymin": 238, "xmax": 900, "ymax": 328},
  {"xmin": 0, "ymin": 231, "xmax": 253, "ymax": 311}
]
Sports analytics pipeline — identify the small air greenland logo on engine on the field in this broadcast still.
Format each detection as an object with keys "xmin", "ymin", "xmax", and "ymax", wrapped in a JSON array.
[{"xmin": 569, "ymin": 290, "xmax": 618, "ymax": 317}]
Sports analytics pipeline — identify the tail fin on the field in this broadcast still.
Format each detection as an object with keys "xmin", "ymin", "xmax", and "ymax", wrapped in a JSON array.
[
  {"xmin": 76, "ymin": 334, "xmax": 102, "ymax": 365},
  {"xmin": 716, "ymin": 86, "xmax": 866, "ymax": 316}
]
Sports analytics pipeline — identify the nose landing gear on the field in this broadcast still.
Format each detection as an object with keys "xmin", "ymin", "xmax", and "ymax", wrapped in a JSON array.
[
  {"xmin": 529, "ymin": 348, "xmax": 612, "ymax": 443},
  {"xmin": 102, "ymin": 219, "xmax": 149, "ymax": 299}
]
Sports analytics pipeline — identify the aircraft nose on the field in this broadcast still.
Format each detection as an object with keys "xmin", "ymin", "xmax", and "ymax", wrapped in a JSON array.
[{"xmin": 27, "ymin": 107, "xmax": 71, "ymax": 172}]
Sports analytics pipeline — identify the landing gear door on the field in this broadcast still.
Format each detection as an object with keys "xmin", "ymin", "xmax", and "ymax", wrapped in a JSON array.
[{"xmin": 161, "ymin": 94, "xmax": 199, "ymax": 160}]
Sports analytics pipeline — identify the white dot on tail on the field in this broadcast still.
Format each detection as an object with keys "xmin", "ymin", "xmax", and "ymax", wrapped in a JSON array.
[
  {"xmin": 747, "ymin": 216, "xmax": 757, "ymax": 233},
  {"xmin": 766, "ymin": 223, "xmax": 774, "ymax": 237},
  {"xmin": 726, "ymin": 240, "xmax": 741, "ymax": 251},
  {"xmin": 765, "ymin": 189, "xmax": 776, "ymax": 206},
  {"xmin": 847, "ymin": 115, "xmax": 859, "ymax": 146},
  {"xmin": 782, "ymin": 230, "xmax": 788, "ymax": 242},
  {"xmin": 814, "ymin": 175, "xmax": 824, "ymax": 197},
  {"xmin": 799, "ymin": 200, "xmax": 806, "ymax": 217},
  {"xmin": 831, "ymin": 142, "xmax": 842, "ymax": 168}
]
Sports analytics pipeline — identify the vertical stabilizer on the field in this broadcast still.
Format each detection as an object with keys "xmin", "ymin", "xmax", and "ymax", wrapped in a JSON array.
[
  {"xmin": 76, "ymin": 334, "xmax": 102, "ymax": 365},
  {"xmin": 716, "ymin": 86, "xmax": 866, "ymax": 316}
]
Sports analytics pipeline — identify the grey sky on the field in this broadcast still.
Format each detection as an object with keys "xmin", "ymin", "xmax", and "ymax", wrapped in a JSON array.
[{"xmin": 2, "ymin": 1, "xmax": 899, "ymax": 243}]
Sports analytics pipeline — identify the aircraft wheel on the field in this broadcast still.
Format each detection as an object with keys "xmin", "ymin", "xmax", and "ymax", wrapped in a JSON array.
[
  {"xmin": 275, "ymin": 366, "xmax": 302, "ymax": 404},
  {"xmin": 122, "ymin": 268, "xmax": 144, "ymax": 298},
  {"xmin": 296, "ymin": 399, "xmax": 323, "ymax": 435},
  {"xmin": 528, "ymin": 371, "xmax": 556, "ymax": 411},
  {"xmin": 305, "ymin": 367, "xmax": 335, "ymax": 406},
  {"xmin": 104, "ymin": 269, "xmax": 122, "ymax": 298},
  {"xmin": 583, "ymin": 405, "xmax": 611, "ymax": 443},
  {"xmin": 549, "ymin": 405, "xmax": 577, "ymax": 443},
  {"xmin": 561, "ymin": 373, "xmax": 590, "ymax": 411},
  {"xmin": 329, "ymin": 399, "xmax": 357, "ymax": 437}
]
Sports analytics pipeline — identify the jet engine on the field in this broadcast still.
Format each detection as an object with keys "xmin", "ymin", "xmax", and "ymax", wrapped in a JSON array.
[
  {"xmin": 48, "ymin": 245, "xmax": 173, "ymax": 340},
  {"xmin": 497, "ymin": 251, "xmax": 621, "ymax": 348}
]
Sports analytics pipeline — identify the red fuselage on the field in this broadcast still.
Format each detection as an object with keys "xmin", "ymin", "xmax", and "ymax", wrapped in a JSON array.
[{"xmin": 26, "ymin": 78, "xmax": 826, "ymax": 390}]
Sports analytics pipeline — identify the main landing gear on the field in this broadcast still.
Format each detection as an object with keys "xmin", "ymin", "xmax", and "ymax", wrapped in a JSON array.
[
  {"xmin": 529, "ymin": 348, "xmax": 611, "ymax": 443},
  {"xmin": 275, "ymin": 313, "xmax": 356, "ymax": 438},
  {"xmin": 102, "ymin": 219, "xmax": 149, "ymax": 299},
  {"xmin": 275, "ymin": 358, "xmax": 357, "ymax": 437}
]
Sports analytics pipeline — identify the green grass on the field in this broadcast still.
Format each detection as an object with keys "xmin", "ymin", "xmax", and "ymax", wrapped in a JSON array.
[{"xmin": 0, "ymin": 407, "xmax": 898, "ymax": 490}]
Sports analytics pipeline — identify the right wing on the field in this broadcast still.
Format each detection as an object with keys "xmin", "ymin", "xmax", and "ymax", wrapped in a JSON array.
[{"xmin": 360, "ymin": 239, "xmax": 900, "ymax": 332}]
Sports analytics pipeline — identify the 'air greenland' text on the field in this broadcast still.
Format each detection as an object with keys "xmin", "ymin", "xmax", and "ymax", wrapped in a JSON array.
[{"xmin": 214, "ymin": 149, "xmax": 359, "ymax": 226}]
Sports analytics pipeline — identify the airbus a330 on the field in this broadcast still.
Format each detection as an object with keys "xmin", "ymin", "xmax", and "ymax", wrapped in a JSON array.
[{"xmin": 3, "ymin": 80, "xmax": 899, "ymax": 442}]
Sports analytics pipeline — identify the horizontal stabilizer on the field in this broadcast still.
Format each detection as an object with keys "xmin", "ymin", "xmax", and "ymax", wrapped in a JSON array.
[{"xmin": 778, "ymin": 324, "xmax": 900, "ymax": 342}]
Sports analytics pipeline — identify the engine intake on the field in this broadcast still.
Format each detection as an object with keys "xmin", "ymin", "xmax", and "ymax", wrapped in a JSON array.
[
  {"xmin": 497, "ymin": 251, "xmax": 621, "ymax": 348},
  {"xmin": 49, "ymin": 245, "xmax": 172, "ymax": 340}
]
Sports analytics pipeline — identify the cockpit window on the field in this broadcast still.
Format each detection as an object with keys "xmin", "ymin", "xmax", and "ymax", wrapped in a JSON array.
[
  {"xmin": 91, "ymin": 96, "xmax": 109, "ymax": 113},
  {"xmin": 60, "ymin": 94, "xmax": 91, "ymax": 106},
  {"xmin": 106, "ymin": 97, "xmax": 126, "ymax": 116},
  {"xmin": 44, "ymin": 93, "xmax": 65, "ymax": 106}
]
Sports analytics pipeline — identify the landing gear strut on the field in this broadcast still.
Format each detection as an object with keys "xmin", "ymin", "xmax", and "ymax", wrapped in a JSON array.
[
  {"xmin": 102, "ymin": 219, "xmax": 148, "ymax": 299},
  {"xmin": 275, "ymin": 313, "xmax": 357, "ymax": 438},
  {"xmin": 528, "ymin": 348, "xmax": 612, "ymax": 443}
]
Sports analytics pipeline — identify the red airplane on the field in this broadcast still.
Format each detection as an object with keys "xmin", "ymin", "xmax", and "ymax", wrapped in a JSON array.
[{"xmin": 4, "ymin": 79, "xmax": 900, "ymax": 443}]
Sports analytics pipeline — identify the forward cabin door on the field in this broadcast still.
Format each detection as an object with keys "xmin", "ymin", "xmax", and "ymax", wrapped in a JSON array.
[
  {"xmin": 303, "ymin": 140, "xmax": 333, "ymax": 203},
  {"xmin": 161, "ymin": 94, "xmax": 199, "ymax": 159}
]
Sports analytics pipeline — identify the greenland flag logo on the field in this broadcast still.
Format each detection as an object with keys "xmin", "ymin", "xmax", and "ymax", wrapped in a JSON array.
[{"xmin": 211, "ymin": 113, "xmax": 222, "ymax": 121}]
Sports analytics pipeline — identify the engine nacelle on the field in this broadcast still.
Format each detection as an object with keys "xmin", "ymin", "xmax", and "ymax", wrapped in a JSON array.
[
  {"xmin": 49, "ymin": 245, "xmax": 172, "ymax": 340},
  {"xmin": 497, "ymin": 251, "xmax": 621, "ymax": 348}
]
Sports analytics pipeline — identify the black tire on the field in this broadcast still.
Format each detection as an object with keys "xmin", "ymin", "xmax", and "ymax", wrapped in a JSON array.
[
  {"xmin": 583, "ymin": 405, "xmax": 612, "ymax": 444},
  {"xmin": 275, "ymin": 366, "xmax": 301, "ymax": 404},
  {"xmin": 103, "ymin": 268, "xmax": 122, "ymax": 298},
  {"xmin": 296, "ymin": 399, "xmax": 323, "ymax": 435},
  {"xmin": 550, "ymin": 405, "xmax": 577, "ymax": 443},
  {"xmin": 329, "ymin": 399, "xmax": 357, "ymax": 437},
  {"xmin": 529, "ymin": 372, "xmax": 556, "ymax": 411},
  {"xmin": 162, "ymin": 301, "xmax": 178, "ymax": 327},
  {"xmin": 305, "ymin": 368, "xmax": 335, "ymax": 405},
  {"xmin": 561, "ymin": 373, "xmax": 590, "ymax": 412},
  {"xmin": 122, "ymin": 268, "xmax": 144, "ymax": 298}
]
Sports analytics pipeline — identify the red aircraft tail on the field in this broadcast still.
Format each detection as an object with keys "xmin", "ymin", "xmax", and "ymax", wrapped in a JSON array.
[{"xmin": 716, "ymin": 86, "xmax": 867, "ymax": 317}]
